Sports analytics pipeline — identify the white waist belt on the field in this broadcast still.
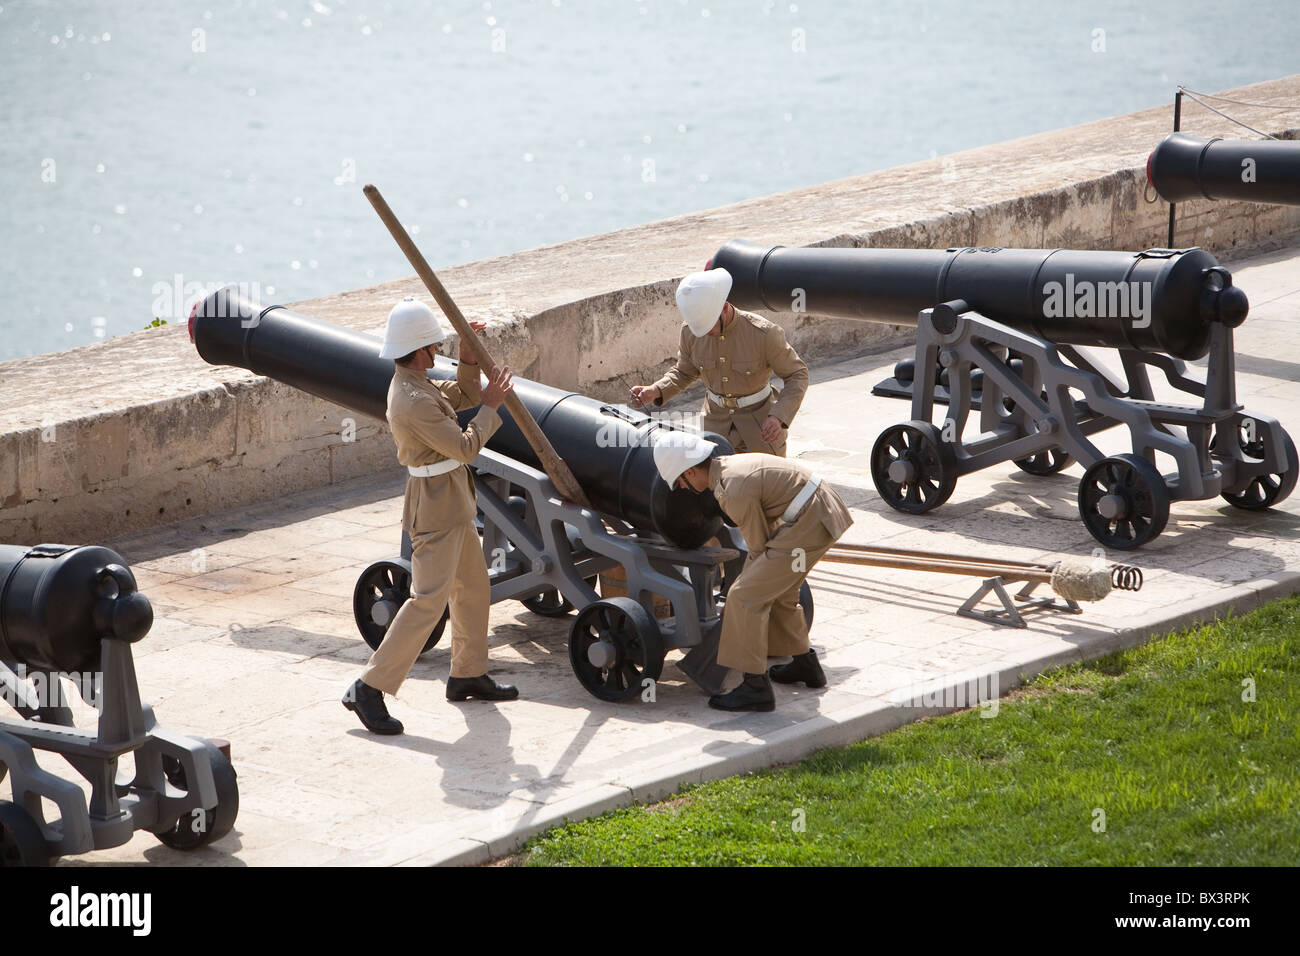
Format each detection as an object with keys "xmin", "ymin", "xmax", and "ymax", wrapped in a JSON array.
[
  {"xmin": 780, "ymin": 475, "xmax": 822, "ymax": 525},
  {"xmin": 706, "ymin": 384, "xmax": 772, "ymax": 410},
  {"xmin": 407, "ymin": 459, "xmax": 461, "ymax": 478}
]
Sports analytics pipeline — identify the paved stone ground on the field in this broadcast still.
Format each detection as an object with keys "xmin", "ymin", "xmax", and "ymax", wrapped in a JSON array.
[{"xmin": 41, "ymin": 246, "xmax": 1300, "ymax": 866}]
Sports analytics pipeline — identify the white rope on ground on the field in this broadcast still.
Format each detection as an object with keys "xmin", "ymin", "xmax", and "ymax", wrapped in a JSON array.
[{"xmin": 1049, "ymin": 560, "xmax": 1112, "ymax": 602}]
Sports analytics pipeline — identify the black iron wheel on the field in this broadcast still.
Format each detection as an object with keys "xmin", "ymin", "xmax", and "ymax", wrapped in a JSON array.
[
  {"xmin": 1077, "ymin": 454, "xmax": 1170, "ymax": 550},
  {"xmin": 521, "ymin": 588, "xmax": 575, "ymax": 616},
  {"xmin": 519, "ymin": 576, "xmax": 599, "ymax": 618},
  {"xmin": 1216, "ymin": 426, "xmax": 1298, "ymax": 511},
  {"xmin": 155, "ymin": 740, "xmax": 239, "ymax": 851},
  {"xmin": 569, "ymin": 598, "xmax": 664, "ymax": 702},
  {"xmin": 353, "ymin": 559, "xmax": 447, "ymax": 654},
  {"xmin": 1014, "ymin": 447, "xmax": 1073, "ymax": 476},
  {"xmin": 871, "ymin": 421, "xmax": 958, "ymax": 514},
  {"xmin": 0, "ymin": 801, "xmax": 50, "ymax": 867}
]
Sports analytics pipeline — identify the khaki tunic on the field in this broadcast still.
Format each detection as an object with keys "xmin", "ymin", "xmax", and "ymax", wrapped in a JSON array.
[
  {"xmin": 651, "ymin": 309, "xmax": 808, "ymax": 456},
  {"xmin": 709, "ymin": 454, "xmax": 853, "ymax": 675},
  {"xmin": 360, "ymin": 361, "xmax": 502, "ymax": 693}
]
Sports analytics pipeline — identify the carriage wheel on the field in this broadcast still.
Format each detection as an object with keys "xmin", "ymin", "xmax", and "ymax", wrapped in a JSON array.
[
  {"xmin": 1216, "ymin": 426, "xmax": 1297, "ymax": 511},
  {"xmin": 1077, "ymin": 454, "xmax": 1170, "ymax": 550},
  {"xmin": 353, "ymin": 559, "xmax": 447, "ymax": 654},
  {"xmin": 154, "ymin": 740, "xmax": 240, "ymax": 851},
  {"xmin": 871, "ymin": 421, "xmax": 958, "ymax": 514},
  {"xmin": 569, "ymin": 598, "xmax": 664, "ymax": 702},
  {"xmin": 1014, "ymin": 447, "xmax": 1073, "ymax": 476},
  {"xmin": 519, "ymin": 576, "xmax": 600, "ymax": 618},
  {"xmin": 0, "ymin": 801, "xmax": 50, "ymax": 867}
]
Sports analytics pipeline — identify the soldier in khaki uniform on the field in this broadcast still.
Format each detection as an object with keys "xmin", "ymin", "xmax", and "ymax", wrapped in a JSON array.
[
  {"xmin": 629, "ymin": 268, "xmax": 808, "ymax": 457},
  {"xmin": 343, "ymin": 297, "xmax": 518, "ymax": 736},
  {"xmin": 654, "ymin": 434, "xmax": 853, "ymax": 712}
]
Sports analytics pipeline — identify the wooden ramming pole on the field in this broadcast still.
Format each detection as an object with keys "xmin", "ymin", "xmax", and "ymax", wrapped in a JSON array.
[{"xmin": 364, "ymin": 184, "xmax": 590, "ymax": 507}]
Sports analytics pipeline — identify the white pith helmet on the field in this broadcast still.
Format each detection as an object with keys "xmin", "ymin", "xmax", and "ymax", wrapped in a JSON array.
[
  {"xmin": 676, "ymin": 269, "xmax": 733, "ymax": 337},
  {"xmin": 653, "ymin": 432, "xmax": 717, "ymax": 486},
  {"xmin": 378, "ymin": 296, "xmax": 445, "ymax": 359}
]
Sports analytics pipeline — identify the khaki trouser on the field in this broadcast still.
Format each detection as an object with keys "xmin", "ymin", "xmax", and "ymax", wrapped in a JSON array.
[
  {"xmin": 360, "ymin": 520, "xmax": 491, "ymax": 695},
  {"xmin": 718, "ymin": 524, "xmax": 835, "ymax": 675}
]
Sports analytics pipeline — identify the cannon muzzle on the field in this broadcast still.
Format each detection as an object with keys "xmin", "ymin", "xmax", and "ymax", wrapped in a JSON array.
[
  {"xmin": 711, "ymin": 239, "xmax": 1246, "ymax": 361},
  {"xmin": 0, "ymin": 545, "xmax": 152, "ymax": 675},
  {"xmin": 1148, "ymin": 132, "xmax": 1300, "ymax": 207}
]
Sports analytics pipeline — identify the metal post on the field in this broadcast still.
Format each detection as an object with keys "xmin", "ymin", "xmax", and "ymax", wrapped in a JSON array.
[{"xmin": 1167, "ymin": 88, "xmax": 1183, "ymax": 248}]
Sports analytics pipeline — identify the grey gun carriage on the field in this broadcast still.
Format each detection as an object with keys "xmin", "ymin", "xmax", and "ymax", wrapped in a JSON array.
[
  {"xmin": 0, "ymin": 544, "xmax": 239, "ymax": 866},
  {"xmin": 712, "ymin": 239, "xmax": 1295, "ymax": 550},
  {"xmin": 190, "ymin": 289, "xmax": 812, "ymax": 703}
]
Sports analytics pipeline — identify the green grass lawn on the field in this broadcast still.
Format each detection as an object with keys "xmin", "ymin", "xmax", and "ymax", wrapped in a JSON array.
[{"xmin": 521, "ymin": 596, "xmax": 1300, "ymax": 866}]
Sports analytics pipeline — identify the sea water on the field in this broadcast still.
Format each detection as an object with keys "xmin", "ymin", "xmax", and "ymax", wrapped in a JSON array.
[{"xmin": 1, "ymin": 0, "xmax": 1297, "ymax": 360}]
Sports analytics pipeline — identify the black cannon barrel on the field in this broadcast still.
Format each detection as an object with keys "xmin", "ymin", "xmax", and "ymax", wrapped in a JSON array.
[
  {"xmin": 1148, "ymin": 132, "xmax": 1300, "ymax": 206},
  {"xmin": 711, "ymin": 238, "xmax": 1248, "ymax": 361},
  {"xmin": 190, "ymin": 288, "xmax": 727, "ymax": 548},
  {"xmin": 0, "ymin": 545, "xmax": 153, "ymax": 675}
]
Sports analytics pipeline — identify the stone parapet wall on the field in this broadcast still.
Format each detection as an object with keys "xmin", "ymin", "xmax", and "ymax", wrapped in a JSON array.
[{"xmin": 3, "ymin": 76, "xmax": 1299, "ymax": 543}]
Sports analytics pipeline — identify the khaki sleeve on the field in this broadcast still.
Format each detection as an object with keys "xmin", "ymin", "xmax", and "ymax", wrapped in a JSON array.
[
  {"xmin": 722, "ymin": 477, "xmax": 770, "ymax": 556},
  {"xmin": 651, "ymin": 326, "xmax": 700, "ymax": 405},
  {"xmin": 404, "ymin": 394, "xmax": 501, "ymax": 464},
  {"xmin": 766, "ymin": 324, "xmax": 808, "ymax": 426},
  {"xmin": 432, "ymin": 361, "xmax": 484, "ymax": 412}
]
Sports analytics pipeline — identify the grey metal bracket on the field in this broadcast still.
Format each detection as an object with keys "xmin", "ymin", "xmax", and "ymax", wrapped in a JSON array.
[
  {"xmin": 902, "ymin": 301, "xmax": 1289, "ymax": 506},
  {"xmin": 464, "ymin": 452, "xmax": 756, "ymax": 691},
  {"xmin": 0, "ymin": 638, "xmax": 223, "ymax": 858},
  {"xmin": 956, "ymin": 576, "xmax": 1082, "ymax": 629},
  {"xmin": 0, "ymin": 729, "xmax": 94, "ymax": 855}
]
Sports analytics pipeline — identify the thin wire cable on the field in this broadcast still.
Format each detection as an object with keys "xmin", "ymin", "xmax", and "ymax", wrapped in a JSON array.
[
  {"xmin": 1176, "ymin": 88, "xmax": 1281, "ymax": 140},
  {"xmin": 1178, "ymin": 86, "xmax": 1296, "ymax": 110}
]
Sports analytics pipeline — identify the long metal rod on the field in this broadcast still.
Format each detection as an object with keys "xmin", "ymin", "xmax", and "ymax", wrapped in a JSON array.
[
  {"xmin": 821, "ymin": 548, "xmax": 1051, "ymax": 584},
  {"xmin": 829, "ymin": 541, "xmax": 1055, "ymax": 574},
  {"xmin": 363, "ymin": 184, "xmax": 591, "ymax": 507},
  {"xmin": 825, "ymin": 551, "xmax": 1046, "ymax": 578},
  {"xmin": 831, "ymin": 540, "xmax": 1049, "ymax": 564},
  {"xmin": 1167, "ymin": 88, "xmax": 1182, "ymax": 248}
]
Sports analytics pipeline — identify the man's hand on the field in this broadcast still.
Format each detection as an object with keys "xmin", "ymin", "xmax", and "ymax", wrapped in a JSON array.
[
  {"xmin": 760, "ymin": 415, "xmax": 784, "ymax": 444},
  {"xmin": 628, "ymin": 385, "xmax": 660, "ymax": 409},
  {"xmin": 482, "ymin": 365, "xmax": 514, "ymax": 410},
  {"xmin": 460, "ymin": 321, "xmax": 487, "ymax": 363}
]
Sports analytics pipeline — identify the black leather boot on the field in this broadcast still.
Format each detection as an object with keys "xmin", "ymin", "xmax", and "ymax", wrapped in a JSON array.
[
  {"xmin": 708, "ymin": 673, "xmax": 776, "ymax": 712},
  {"xmin": 446, "ymin": 674, "xmax": 519, "ymax": 702},
  {"xmin": 768, "ymin": 648, "xmax": 827, "ymax": 688},
  {"xmin": 342, "ymin": 679, "xmax": 403, "ymax": 735}
]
